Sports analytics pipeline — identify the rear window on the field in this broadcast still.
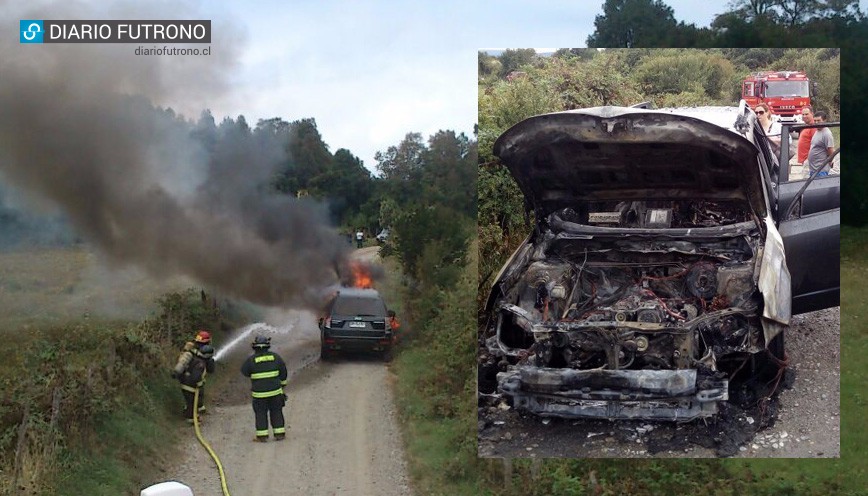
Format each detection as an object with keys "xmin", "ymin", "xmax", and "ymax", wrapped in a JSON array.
[{"xmin": 333, "ymin": 295, "xmax": 386, "ymax": 317}]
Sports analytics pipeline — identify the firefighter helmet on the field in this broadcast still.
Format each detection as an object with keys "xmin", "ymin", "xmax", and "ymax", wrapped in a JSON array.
[
  {"xmin": 252, "ymin": 335, "xmax": 271, "ymax": 349},
  {"xmin": 195, "ymin": 330, "xmax": 212, "ymax": 344}
]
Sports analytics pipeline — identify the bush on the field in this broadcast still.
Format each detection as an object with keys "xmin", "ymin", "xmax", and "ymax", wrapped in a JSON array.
[
  {"xmin": 633, "ymin": 51, "xmax": 735, "ymax": 102},
  {"xmin": 0, "ymin": 288, "xmax": 223, "ymax": 494},
  {"xmin": 392, "ymin": 204, "xmax": 470, "ymax": 288}
]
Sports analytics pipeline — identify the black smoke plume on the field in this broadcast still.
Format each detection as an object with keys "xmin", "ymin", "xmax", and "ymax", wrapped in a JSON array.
[{"xmin": 0, "ymin": 3, "xmax": 349, "ymax": 308}]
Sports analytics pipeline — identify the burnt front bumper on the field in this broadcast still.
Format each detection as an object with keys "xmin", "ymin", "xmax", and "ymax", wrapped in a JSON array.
[{"xmin": 497, "ymin": 367, "xmax": 728, "ymax": 421}]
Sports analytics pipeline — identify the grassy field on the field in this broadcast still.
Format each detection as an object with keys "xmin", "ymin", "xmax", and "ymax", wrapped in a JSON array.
[
  {"xmin": 834, "ymin": 228, "xmax": 867, "ymax": 480},
  {"xmin": 0, "ymin": 246, "xmax": 218, "ymax": 495},
  {"xmin": 0, "ymin": 246, "xmax": 195, "ymax": 329}
]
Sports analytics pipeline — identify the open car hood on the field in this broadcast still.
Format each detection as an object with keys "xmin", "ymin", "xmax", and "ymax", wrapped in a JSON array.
[{"xmin": 494, "ymin": 107, "xmax": 767, "ymax": 217}]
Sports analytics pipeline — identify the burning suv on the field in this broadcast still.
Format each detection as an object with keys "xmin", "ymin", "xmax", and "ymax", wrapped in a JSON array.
[
  {"xmin": 320, "ymin": 287, "xmax": 393, "ymax": 361},
  {"xmin": 480, "ymin": 105, "xmax": 839, "ymax": 421}
]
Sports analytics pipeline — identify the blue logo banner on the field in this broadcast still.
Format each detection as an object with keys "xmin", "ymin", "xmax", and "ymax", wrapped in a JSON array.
[{"xmin": 20, "ymin": 20, "xmax": 44, "ymax": 43}]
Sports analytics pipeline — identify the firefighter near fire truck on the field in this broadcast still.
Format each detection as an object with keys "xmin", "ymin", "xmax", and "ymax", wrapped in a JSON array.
[
  {"xmin": 240, "ymin": 335, "xmax": 289, "ymax": 442},
  {"xmin": 741, "ymin": 70, "xmax": 813, "ymax": 124},
  {"xmin": 172, "ymin": 330, "xmax": 216, "ymax": 423}
]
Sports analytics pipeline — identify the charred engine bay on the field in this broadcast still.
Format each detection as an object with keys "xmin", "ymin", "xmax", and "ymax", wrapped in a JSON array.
[
  {"xmin": 493, "ymin": 238, "xmax": 760, "ymax": 367},
  {"xmin": 480, "ymin": 200, "xmax": 786, "ymax": 427}
]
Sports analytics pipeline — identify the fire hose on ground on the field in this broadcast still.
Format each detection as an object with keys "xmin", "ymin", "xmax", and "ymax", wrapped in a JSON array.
[{"xmin": 193, "ymin": 388, "xmax": 231, "ymax": 496}]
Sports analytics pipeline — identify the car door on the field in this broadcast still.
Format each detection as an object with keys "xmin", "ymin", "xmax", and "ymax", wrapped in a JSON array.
[{"xmin": 777, "ymin": 208, "xmax": 840, "ymax": 314}]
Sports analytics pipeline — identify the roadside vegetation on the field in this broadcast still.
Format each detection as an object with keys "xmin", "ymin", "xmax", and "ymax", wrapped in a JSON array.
[
  {"xmin": 366, "ymin": 128, "xmax": 478, "ymax": 494},
  {"xmin": 0, "ymin": 249, "xmax": 235, "ymax": 495}
]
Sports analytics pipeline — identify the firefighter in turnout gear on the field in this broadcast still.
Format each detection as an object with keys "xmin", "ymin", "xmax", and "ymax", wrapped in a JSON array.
[
  {"xmin": 240, "ymin": 335, "xmax": 289, "ymax": 442},
  {"xmin": 172, "ymin": 330, "xmax": 216, "ymax": 422}
]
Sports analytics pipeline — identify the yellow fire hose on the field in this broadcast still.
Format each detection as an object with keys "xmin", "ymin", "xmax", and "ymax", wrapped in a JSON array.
[{"xmin": 193, "ymin": 388, "xmax": 231, "ymax": 496}]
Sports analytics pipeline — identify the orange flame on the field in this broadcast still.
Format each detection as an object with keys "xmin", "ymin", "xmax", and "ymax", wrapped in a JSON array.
[{"xmin": 350, "ymin": 261, "xmax": 373, "ymax": 289}]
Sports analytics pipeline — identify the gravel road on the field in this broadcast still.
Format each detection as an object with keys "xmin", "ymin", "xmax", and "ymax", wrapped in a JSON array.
[
  {"xmin": 174, "ymin": 306, "xmax": 412, "ymax": 495},
  {"xmin": 479, "ymin": 307, "xmax": 840, "ymax": 458}
]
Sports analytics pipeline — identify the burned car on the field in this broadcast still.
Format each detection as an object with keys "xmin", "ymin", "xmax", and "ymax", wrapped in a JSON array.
[
  {"xmin": 320, "ymin": 287, "xmax": 393, "ymax": 361},
  {"xmin": 480, "ymin": 105, "xmax": 839, "ymax": 421}
]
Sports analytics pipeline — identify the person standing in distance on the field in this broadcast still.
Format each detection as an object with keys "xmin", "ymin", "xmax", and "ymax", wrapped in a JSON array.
[
  {"xmin": 754, "ymin": 103, "xmax": 781, "ymax": 156},
  {"xmin": 796, "ymin": 106, "xmax": 817, "ymax": 165},
  {"xmin": 240, "ymin": 335, "xmax": 289, "ymax": 442},
  {"xmin": 807, "ymin": 111, "xmax": 835, "ymax": 177}
]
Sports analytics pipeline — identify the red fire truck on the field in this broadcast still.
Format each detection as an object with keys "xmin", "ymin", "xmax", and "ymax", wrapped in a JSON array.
[{"xmin": 741, "ymin": 71, "xmax": 812, "ymax": 124}]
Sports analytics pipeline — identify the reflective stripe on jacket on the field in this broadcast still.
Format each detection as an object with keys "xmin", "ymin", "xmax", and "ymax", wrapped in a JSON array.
[{"xmin": 240, "ymin": 350, "xmax": 288, "ymax": 398}]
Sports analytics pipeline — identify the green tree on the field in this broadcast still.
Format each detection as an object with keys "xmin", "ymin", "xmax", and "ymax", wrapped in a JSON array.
[
  {"xmin": 726, "ymin": 0, "xmax": 781, "ymax": 21},
  {"xmin": 392, "ymin": 204, "xmax": 469, "ymax": 287},
  {"xmin": 820, "ymin": 0, "xmax": 864, "ymax": 20},
  {"xmin": 286, "ymin": 118, "xmax": 332, "ymax": 192},
  {"xmin": 191, "ymin": 109, "xmax": 218, "ymax": 153},
  {"xmin": 378, "ymin": 196, "xmax": 400, "ymax": 230},
  {"xmin": 308, "ymin": 148, "xmax": 373, "ymax": 224},
  {"xmin": 421, "ymin": 130, "xmax": 476, "ymax": 217},
  {"xmin": 478, "ymin": 51, "xmax": 502, "ymax": 79},
  {"xmin": 497, "ymin": 48, "xmax": 537, "ymax": 77},
  {"xmin": 587, "ymin": 0, "xmax": 680, "ymax": 47},
  {"xmin": 723, "ymin": 47, "xmax": 788, "ymax": 68},
  {"xmin": 375, "ymin": 132, "xmax": 426, "ymax": 205}
]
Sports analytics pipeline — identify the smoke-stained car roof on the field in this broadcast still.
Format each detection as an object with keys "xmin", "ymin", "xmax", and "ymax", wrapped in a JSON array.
[{"xmin": 493, "ymin": 106, "xmax": 767, "ymax": 217}]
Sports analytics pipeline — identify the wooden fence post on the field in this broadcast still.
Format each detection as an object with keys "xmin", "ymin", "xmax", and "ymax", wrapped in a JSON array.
[
  {"xmin": 12, "ymin": 405, "xmax": 31, "ymax": 488},
  {"xmin": 502, "ymin": 458, "xmax": 513, "ymax": 489}
]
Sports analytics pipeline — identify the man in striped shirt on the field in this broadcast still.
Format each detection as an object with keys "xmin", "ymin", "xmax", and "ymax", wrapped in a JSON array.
[{"xmin": 240, "ymin": 335, "xmax": 289, "ymax": 442}]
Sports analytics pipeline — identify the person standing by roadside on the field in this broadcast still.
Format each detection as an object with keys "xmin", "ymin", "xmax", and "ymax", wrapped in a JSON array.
[
  {"xmin": 796, "ymin": 106, "xmax": 817, "ymax": 165},
  {"xmin": 755, "ymin": 103, "xmax": 781, "ymax": 156},
  {"xmin": 241, "ymin": 335, "xmax": 289, "ymax": 442},
  {"xmin": 387, "ymin": 309, "xmax": 401, "ymax": 345},
  {"xmin": 172, "ymin": 330, "xmax": 216, "ymax": 423},
  {"xmin": 355, "ymin": 228, "xmax": 364, "ymax": 249},
  {"xmin": 807, "ymin": 111, "xmax": 835, "ymax": 177}
]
